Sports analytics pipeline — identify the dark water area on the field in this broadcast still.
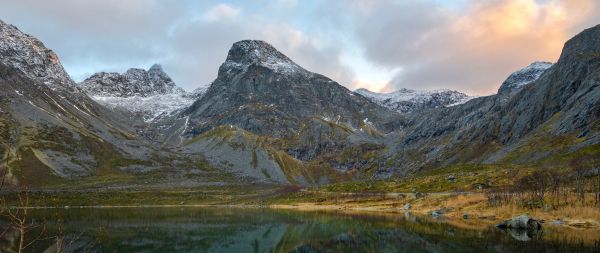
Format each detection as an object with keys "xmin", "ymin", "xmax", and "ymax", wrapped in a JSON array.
[{"xmin": 0, "ymin": 207, "xmax": 598, "ymax": 253}]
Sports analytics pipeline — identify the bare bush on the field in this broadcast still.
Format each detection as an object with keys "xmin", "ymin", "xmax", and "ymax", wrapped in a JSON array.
[{"xmin": 572, "ymin": 162, "xmax": 588, "ymax": 205}]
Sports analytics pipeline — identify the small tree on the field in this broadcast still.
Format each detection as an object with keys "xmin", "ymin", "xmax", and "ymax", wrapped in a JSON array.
[
  {"xmin": 549, "ymin": 170, "xmax": 563, "ymax": 206},
  {"xmin": 4, "ymin": 192, "xmax": 47, "ymax": 253},
  {"xmin": 529, "ymin": 170, "xmax": 550, "ymax": 204},
  {"xmin": 572, "ymin": 161, "xmax": 587, "ymax": 205}
]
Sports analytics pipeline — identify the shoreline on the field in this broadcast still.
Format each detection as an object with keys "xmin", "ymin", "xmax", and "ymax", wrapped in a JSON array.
[
  {"xmin": 4, "ymin": 201, "xmax": 599, "ymax": 231},
  {"xmin": 2, "ymin": 187, "xmax": 599, "ymax": 230}
]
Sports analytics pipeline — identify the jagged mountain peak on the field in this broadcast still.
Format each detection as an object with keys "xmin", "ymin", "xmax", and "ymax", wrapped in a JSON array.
[
  {"xmin": 0, "ymin": 19, "xmax": 74, "ymax": 89},
  {"xmin": 227, "ymin": 40, "xmax": 294, "ymax": 65},
  {"xmin": 80, "ymin": 64, "xmax": 182, "ymax": 97},
  {"xmin": 218, "ymin": 40, "xmax": 303, "ymax": 77},
  {"xmin": 497, "ymin": 61, "xmax": 553, "ymax": 94},
  {"xmin": 79, "ymin": 64, "xmax": 195, "ymax": 122}
]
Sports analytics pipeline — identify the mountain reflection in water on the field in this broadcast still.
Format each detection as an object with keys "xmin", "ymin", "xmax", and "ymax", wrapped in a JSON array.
[{"xmin": 0, "ymin": 207, "xmax": 598, "ymax": 253}]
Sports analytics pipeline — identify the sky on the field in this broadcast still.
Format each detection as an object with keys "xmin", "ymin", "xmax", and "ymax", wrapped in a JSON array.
[{"xmin": 1, "ymin": 0, "xmax": 599, "ymax": 95}]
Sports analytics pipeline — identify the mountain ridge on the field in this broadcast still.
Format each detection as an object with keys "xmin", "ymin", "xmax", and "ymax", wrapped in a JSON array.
[
  {"xmin": 80, "ymin": 64, "xmax": 185, "ymax": 97},
  {"xmin": 355, "ymin": 87, "xmax": 473, "ymax": 114}
]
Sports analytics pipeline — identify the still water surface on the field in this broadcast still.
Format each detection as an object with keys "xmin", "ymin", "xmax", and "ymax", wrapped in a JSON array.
[{"xmin": 0, "ymin": 207, "xmax": 598, "ymax": 252}]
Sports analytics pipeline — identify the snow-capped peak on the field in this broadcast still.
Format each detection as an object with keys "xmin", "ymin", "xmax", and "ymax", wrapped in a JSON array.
[
  {"xmin": 355, "ymin": 88, "xmax": 473, "ymax": 114},
  {"xmin": 219, "ymin": 40, "xmax": 304, "ymax": 76},
  {"xmin": 80, "ymin": 64, "xmax": 183, "ymax": 97},
  {"xmin": 498, "ymin": 61, "xmax": 553, "ymax": 94},
  {"xmin": 79, "ymin": 65, "xmax": 208, "ymax": 122}
]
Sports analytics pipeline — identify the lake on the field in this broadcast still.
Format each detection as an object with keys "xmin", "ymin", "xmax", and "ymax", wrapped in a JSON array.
[{"xmin": 0, "ymin": 207, "xmax": 598, "ymax": 252}]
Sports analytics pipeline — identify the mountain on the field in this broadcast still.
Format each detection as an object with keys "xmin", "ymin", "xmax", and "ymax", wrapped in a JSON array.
[
  {"xmin": 0, "ymin": 19, "xmax": 146, "ymax": 184},
  {"xmin": 378, "ymin": 25, "xmax": 600, "ymax": 176},
  {"xmin": 497, "ymin": 61, "xmax": 553, "ymax": 94},
  {"xmin": 161, "ymin": 40, "xmax": 402, "ymax": 184},
  {"xmin": 1, "ymin": 18, "xmax": 598, "ymax": 188},
  {"xmin": 0, "ymin": 20, "xmax": 235, "ymax": 188},
  {"xmin": 182, "ymin": 40, "xmax": 397, "ymax": 136},
  {"xmin": 355, "ymin": 88, "xmax": 472, "ymax": 114},
  {"xmin": 80, "ymin": 64, "xmax": 184, "ymax": 97},
  {"xmin": 80, "ymin": 65, "xmax": 203, "ymax": 122}
]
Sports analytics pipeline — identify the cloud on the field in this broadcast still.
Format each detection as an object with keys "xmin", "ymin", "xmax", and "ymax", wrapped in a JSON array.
[
  {"xmin": 0, "ymin": 0, "xmax": 354, "ymax": 91},
  {"xmin": 0, "ymin": 0, "xmax": 187, "ymax": 81},
  {"xmin": 0, "ymin": 0, "xmax": 598, "ymax": 95},
  {"xmin": 202, "ymin": 4, "xmax": 241, "ymax": 22},
  {"xmin": 165, "ymin": 11, "xmax": 355, "ymax": 88},
  {"xmin": 353, "ymin": 0, "xmax": 600, "ymax": 95}
]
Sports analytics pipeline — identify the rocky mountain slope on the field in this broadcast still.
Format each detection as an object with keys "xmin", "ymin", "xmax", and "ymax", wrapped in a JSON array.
[
  {"xmin": 182, "ymin": 40, "xmax": 398, "ymax": 136},
  {"xmin": 0, "ymin": 20, "xmax": 234, "ymax": 188},
  {"xmin": 355, "ymin": 88, "xmax": 472, "ymax": 114},
  {"xmin": 378, "ymin": 25, "xmax": 600, "ymax": 176},
  {"xmin": 162, "ymin": 40, "xmax": 402, "ymax": 184},
  {"xmin": 0, "ymin": 19, "xmax": 146, "ymax": 184}
]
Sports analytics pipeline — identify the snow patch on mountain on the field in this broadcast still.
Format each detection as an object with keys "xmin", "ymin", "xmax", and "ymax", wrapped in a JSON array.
[
  {"xmin": 90, "ymin": 86, "xmax": 208, "ymax": 123},
  {"xmin": 92, "ymin": 93, "xmax": 195, "ymax": 122},
  {"xmin": 498, "ymin": 61, "xmax": 553, "ymax": 93},
  {"xmin": 355, "ymin": 88, "xmax": 473, "ymax": 113},
  {"xmin": 219, "ymin": 40, "xmax": 306, "ymax": 76}
]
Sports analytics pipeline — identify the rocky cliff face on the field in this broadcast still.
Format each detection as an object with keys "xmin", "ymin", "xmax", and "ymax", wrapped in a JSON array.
[
  {"xmin": 355, "ymin": 88, "xmax": 472, "ymax": 114},
  {"xmin": 497, "ymin": 61, "xmax": 553, "ymax": 94}
]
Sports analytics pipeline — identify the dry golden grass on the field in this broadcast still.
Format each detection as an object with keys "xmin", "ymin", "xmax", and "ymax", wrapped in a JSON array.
[{"xmin": 272, "ymin": 191, "xmax": 600, "ymax": 231}]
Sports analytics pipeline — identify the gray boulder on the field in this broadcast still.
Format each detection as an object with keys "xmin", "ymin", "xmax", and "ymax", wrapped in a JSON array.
[{"xmin": 496, "ymin": 215, "xmax": 542, "ymax": 230}]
